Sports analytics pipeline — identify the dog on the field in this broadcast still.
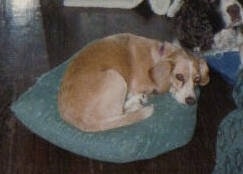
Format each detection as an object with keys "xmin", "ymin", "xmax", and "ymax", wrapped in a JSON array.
[
  {"xmin": 58, "ymin": 33, "xmax": 209, "ymax": 132},
  {"xmin": 213, "ymin": 0, "xmax": 243, "ymax": 68},
  {"xmin": 169, "ymin": 0, "xmax": 243, "ymax": 70},
  {"xmin": 170, "ymin": 0, "xmax": 243, "ymax": 55},
  {"xmin": 218, "ymin": 0, "xmax": 243, "ymax": 28},
  {"xmin": 168, "ymin": 0, "xmax": 224, "ymax": 51}
]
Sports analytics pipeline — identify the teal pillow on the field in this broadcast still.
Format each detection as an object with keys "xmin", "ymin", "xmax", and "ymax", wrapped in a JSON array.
[
  {"xmin": 213, "ymin": 109, "xmax": 243, "ymax": 174},
  {"xmin": 213, "ymin": 69, "xmax": 243, "ymax": 174},
  {"xmin": 233, "ymin": 70, "xmax": 243, "ymax": 108},
  {"xmin": 11, "ymin": 53, "xmax": 197, "ymax": 163}
]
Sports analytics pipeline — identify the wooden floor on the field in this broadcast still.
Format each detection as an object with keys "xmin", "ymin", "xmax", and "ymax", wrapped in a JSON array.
[{"xmin": 0, "ymin": 0, "xmax": 236, "ymax": 173}]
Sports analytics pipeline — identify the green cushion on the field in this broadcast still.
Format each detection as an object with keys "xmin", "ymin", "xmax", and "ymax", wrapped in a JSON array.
[
  {"xmin": 233, "ymin": 70, "xmax": 243, "ymax": 108},
  {"xmin": 213, "ymin": 69, "xmax": 243, "ymax": 174},
  {"xmin": 213, "ymin": 109, "xmax": 243, "ymax": 174},
  {"xmin": 11, "ymin": 53, "xmax": 197, "ymax": 163}
]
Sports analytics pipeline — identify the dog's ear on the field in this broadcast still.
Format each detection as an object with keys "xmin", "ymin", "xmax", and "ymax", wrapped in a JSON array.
[
  {"xmin": 149, "ymin": 60, "xmax": 172, "ymax": 93},
  {"xmin": 152, "ymin": 41, "xmax": 177, "ymax": 64},
  {"xmin": 199, "ymin": 58, "xmax": 210, "ymax": 86},
  {"xmin": 159, "ymin": 41, "xmax": 178, "ymax": 58}
]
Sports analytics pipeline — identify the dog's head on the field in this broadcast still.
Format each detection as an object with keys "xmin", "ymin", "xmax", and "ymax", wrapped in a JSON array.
[
  {"xmin": 150, "ymin": 42, "xmax": 210, "ymax": 105},
  {"xmin": 218, "ymin": 0, "xmax": 243, "ymax": 27}
]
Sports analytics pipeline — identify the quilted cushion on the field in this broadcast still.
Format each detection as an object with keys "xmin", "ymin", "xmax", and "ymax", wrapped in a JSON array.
[
  {"xmin": 233, "ymin": 70, "xmax": 243, "ymax": 108},
  {"xmin": 213, "ymin": 68, "xmax": 243, "ymax": 174},
  {"xmin": 213, "ymin": 109, "xmax": 243, "ymax": 174}
]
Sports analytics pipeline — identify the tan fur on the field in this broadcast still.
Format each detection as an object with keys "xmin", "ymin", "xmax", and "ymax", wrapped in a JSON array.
[{"xmin": 58, "ymin": 33, "xmax": 209, "ymax": 132}]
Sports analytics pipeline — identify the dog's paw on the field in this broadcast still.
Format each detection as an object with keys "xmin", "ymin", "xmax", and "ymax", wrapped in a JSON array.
[
  {"xmin": 124, "ymin": 93, "xmax": 148, "ymax": 113},
  {"xmin": 140, "ymin": 94, "xmax": 148, "ymax": 104},
  {"xmin": 141, "ymin": 105, "xmax": 154, "ymax": 119}
]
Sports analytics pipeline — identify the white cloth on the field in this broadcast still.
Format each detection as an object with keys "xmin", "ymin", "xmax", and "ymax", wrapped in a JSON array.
[
  {"xmin": 64, "ymin": 0, "xmax": 144, "ymax": 9},
  {"xmin": 63, "ymin": 0, "xmax": 184, "ymax": 17}
]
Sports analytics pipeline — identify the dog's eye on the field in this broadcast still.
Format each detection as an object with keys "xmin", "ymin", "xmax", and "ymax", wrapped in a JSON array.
[
  {"xmin": 194, "ymin": 76, "xmax": 201, "ymax": 84},
  {"xmin": 175, "ymin": 74, "xmax": 184, "ymax": 82}
]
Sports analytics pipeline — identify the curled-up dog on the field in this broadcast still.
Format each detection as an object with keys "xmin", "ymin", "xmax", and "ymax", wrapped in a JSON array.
[{"xmin": 58, "ymin": 33, "xmax": 209, "ymax": 132}]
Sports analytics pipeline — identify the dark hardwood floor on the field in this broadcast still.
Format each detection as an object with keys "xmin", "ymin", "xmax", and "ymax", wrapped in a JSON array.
[{"xmin": 0, "ymin": 0, "xmax": 236, "ymax": 173}]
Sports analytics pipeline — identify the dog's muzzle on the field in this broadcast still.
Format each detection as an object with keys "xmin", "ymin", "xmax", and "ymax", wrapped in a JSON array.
[{"xmin": 185, "ymin": 97, "xmax": 196, "ymax": 105}]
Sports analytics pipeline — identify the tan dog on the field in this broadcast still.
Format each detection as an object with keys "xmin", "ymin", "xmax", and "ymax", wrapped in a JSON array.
[{"xmin": 58, "ymin": 33, "xmax": 209, "ymax": 132}]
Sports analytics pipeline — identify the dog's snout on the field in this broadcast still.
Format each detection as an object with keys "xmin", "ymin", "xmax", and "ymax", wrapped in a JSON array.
[{"xmin": 185, "ymin": 97, "xmax": 196, "ymax": 105}]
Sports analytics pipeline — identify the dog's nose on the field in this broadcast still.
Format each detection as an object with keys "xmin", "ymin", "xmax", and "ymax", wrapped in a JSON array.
[{"xmin": 185, "ymin": 97, "xmax": 196, "ymax": 105}]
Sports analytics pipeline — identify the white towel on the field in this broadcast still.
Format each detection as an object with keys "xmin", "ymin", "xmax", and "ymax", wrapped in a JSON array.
[
  {"xmin": 64, "ymin": 0, "xmax": 143, "ymax": 9},
  {"xmin": 63, "ymin": 0, "xmax": 184, "ymax": 17},
  {"xmin": 148, "ymin": 0, "xmax": 184, "ymax": 16},
  {"xmin": 148, "ymin": 0, "xmax": 171, "ymax": 15}
]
